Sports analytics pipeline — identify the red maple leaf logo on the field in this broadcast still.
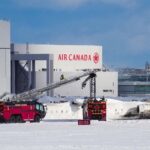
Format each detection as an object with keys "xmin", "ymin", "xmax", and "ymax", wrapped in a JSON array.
[{"xmin": 93, "ymin": 52, "xmax": 99, "ymax": 64}]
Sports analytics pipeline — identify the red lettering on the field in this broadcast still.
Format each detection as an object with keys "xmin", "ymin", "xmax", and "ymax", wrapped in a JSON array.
[
  {"xmin": 84, "ymin": 55, "xmax": 87, "ymax": 61},
  {"xmin": 81, "ymin": 55, "xmax": 84, "ymax": 61},
  {"xmin": 73, "ymin": 54, "xmax": 75, "ymax": 60},
  {"xmin": 76, "ymin": 54, "xmax": 80, "ymax": 60},
  {"xmin": 69, "ymin": 54, "xmax": 72, "ymax": 61},
  {"xmin": 58, "ymin": 54, "xmax": 62, "ymax": 60},
  {"xmin": 64, "ymin": 54, "xmax": 67, "ymax": 60},
  {"xmin": 88, "ymin": 55, "xmax": 91, "ymax": 61},
  {"xmin": 58, "ymin": 53, "xmax": 98, "ymax": 62}
]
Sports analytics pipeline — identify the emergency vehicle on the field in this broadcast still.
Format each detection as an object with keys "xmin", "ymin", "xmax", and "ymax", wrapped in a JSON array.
[
  {"xmin": 0, "ymin": 70, "xmax": 98, "ymax": 123},
  {"xmin": 83, "ymin": 99, "xmax": 106, "ymax": 121},
  {"xmin": 0, "ymin": 101, "xmax": 46, "ymax": 123}
]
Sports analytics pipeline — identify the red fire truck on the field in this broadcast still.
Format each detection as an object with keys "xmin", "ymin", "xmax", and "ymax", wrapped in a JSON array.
[
  {"xmin": 0, "ymin": 101, "xmax": 46, "ymax": 123},
  {"xmin": 0, "ymin": 70, "xmax": 99, "ymax": 124},
  {"xmin": 88, "ymin": 99, "xmax": 106, "ymax": 121},
  {"xmin": 83, "ymin": 99, "xmax": 106, "ymax": 121},
  {"xmin": 81, "ymin": 72, "xmax": 106, "ymax": 121}
]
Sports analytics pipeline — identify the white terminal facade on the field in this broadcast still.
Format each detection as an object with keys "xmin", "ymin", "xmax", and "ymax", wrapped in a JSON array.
[
  {"xmin": 0, "ymin": 20, "xmax": 118, "ymax": 97},
  {"xmin": 0, "ymin": 20, "xmax": 11, "ymax": 95}
]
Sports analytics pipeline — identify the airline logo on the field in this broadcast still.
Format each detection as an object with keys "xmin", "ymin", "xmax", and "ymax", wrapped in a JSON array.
[
  {"xmin": 58, "ymin": 52, "xmax": 100, "ymax": 64},
  {"xmin": 93, "ymin": 52, "xmax": 100, "ymax": 64}
]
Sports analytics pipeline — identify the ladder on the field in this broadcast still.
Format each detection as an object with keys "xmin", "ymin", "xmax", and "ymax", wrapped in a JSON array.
[
  {"xmin": 82, "ymin": 73, "xmax": 97, "ymax": 99},
  {"xmin": 14, "ymin": 70, "xmax": 98, "ymax": 101}
]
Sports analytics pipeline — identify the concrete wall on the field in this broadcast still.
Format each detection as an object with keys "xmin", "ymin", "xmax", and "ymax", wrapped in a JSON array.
[
  {"xmin": 97, "ymin": 71, "xmax": 118, "ymax": 97},
  {"xmin": 53, "ymin": 71, "xmax": 118, "ymax": 97},
  {"xmin": 36, "ymin": 71, "xmax": 118, "ymax": 97},
  {"xmin": 0, "ymin": 20, "xmax": 10, "ymax": 95},
  {"xmin": 0, "ymin": 20, "xmax": 10, "ymax": 48}
]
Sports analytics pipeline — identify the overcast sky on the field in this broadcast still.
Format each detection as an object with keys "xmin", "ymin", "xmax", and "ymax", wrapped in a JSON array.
[{"xmin": 0, "ymin": 0, "xmax": 150, "ymax": 68}]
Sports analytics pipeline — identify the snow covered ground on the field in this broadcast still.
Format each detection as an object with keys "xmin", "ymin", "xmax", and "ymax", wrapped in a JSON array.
[{"xmin": 0, "ymin": 120, "xmax": 150, "ymax": 150}]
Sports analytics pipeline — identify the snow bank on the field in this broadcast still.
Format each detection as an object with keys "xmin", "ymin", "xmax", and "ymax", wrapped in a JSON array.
[
  {"xmin": 0, "ymin": 120, "xmax": 150, "ymax": 150},
  {"xmin": 44, "ymin": 101, "xmax": 83, "ymax": 120}
]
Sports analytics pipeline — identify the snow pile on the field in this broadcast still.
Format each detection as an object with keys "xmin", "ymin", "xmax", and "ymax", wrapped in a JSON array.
[
  {"xmin": 0, "ymin": 120, "xmax": 150, "ymax": 150},
  {"xmin": 44, "ymin": 101, "xmax": 83, "ymax": 120}
]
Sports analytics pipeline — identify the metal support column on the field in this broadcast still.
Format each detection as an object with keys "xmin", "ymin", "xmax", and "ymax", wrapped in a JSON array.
[
  {"xmin": 32, "ymin": 60, "xmax": 36, "ymax": 89},
  {"xmin": 46, "ymin": 58, "xmax": 50, "ymax": 96},
  {"xmin": 11, "ymin": 60, "xmax": 16, "ymax": 93},
  {"xmin": 90, "ymin": 77, "xmax": 96, "ymax": 99},
  {"xmin": 28, "ymin": 60, "xmax": 32, "ymax": 90},
  {"xmin": 50, "ymin": 59, "xmax": 54, "ymax": 96}
]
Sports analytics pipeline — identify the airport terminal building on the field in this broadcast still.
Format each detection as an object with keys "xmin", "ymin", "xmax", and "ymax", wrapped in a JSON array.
[{"xmin": 0, "ymin": 20, "xmax": 118, "ymax": 98}]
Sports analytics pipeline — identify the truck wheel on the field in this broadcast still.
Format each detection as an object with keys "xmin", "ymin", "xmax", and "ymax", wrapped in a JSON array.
[
  {"xmin": 9, "ymin": 116, "xmax": 16, "ymax": 123},
  {"xmin": 34, "ymin": 115, "xmax": 40, "ymax": 122},
  {"xmin": 16, "ymin": 115, "xmax": 22, "ymax": 123}
]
